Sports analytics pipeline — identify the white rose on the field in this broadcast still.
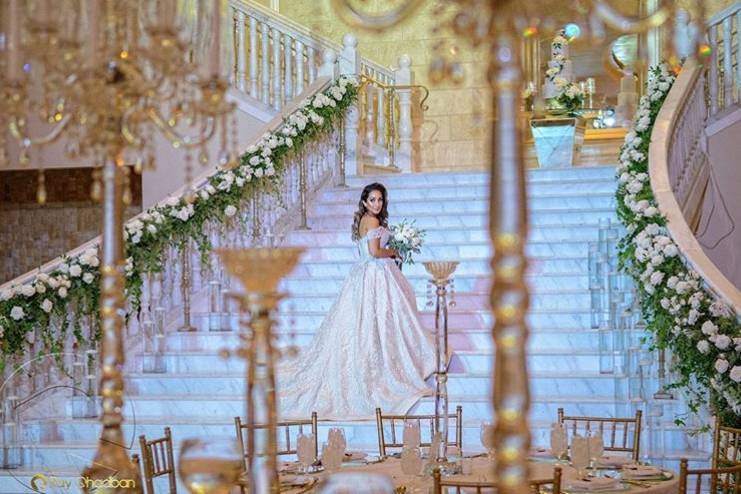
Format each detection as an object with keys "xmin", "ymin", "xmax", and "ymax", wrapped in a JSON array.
[
  {"xmin": 660, "ymin": 298, "xmax": 671, "ymax": 310},
  {"xmin": 69, "ymin": 265, "xmax": 82, "ymax": 277},
  {"xmin": 649, "ymin": 271, "xmax": 664, "ymax": 286},
  {"xmin": 285, "ymin": 137, "xmax": 293, "ymax": 148},
  {"xmin": 667, "ymin": 276, "xmax": 679, "ymax": 289},
  {"xmin": 663, "ymin": 244, "xmax": 678, "ymax": 257},
  {"xmin": 41, "ymin": 299, "xmax": 53, "ymax": 313},
  {"xmin": 700, "ymin": 321, "xmax": 718, "ymax": 336},
  {"xmin": 35, "ymin": 283, "xmax": 46, "ymax": 294},
  {"xmin": 675, "ymin": 281, "xmax": 690, "ymax": 294},
  {"xmin": 176, "ymin": 208, "xmax": 190, "ymax": 221},
  {"xmin": 265, "ymin": 167, "xmax": 275, "ymax": 177},
  {"xmin": 715, "ymin": 334, "xmax": 732, "ymax": 350},
  {"xmin": 58, "ymin": 287, "xmax": 68, "ymax": 298},
  {"xmin": 10, "ymin": 306, "xmax": 25, "ymax": 321},
  {"xmin": 249, "ymin": 156, "xmax": 261, "ymax": 166},
  {"xmin": 644, "ymin": 206, "xmax": 659, "ymax": 217},
  {"xmin": 21, "ymin": 285, "xmax": 36, "ymax": 297},
  {"xmin": 199, "ymin": 190, "xmax": 210, "ymax": 201},
  {"xmin": 131, "ymin": 232, "xmax": 142, "ymax": 244},
  {"xmin": 224, "ymin": 205, "xmax": 237, "ymax": 217},
  {"xmin": 236, "ymin": 177, "xmax": 245, "ymax": 187},
  {"xmin": 206, "ymin": 185, "xmax": 216, "ymax": 195},
  {"xmin": 715, "ymin": 359, "xmax": 730, "ymax": 374},
  {"xmin": 255, "ymin": 168, "xmax": 264, "ymax": 178},
  {"xmin": 82, "ymin": 272, "xmax": 95, "ymax": 284},
  {"xmin": 165, "ymin": 196, "xmax": 180, "ymax": 207},
  {"xmin": 246, "ymin": 145, "xmax": 258, "ymax": 154},
  {"xmin": 730, "ymin": 366, "xmax": 741, "ymax": 383},
  {"xmin": 697, "ymin": 340, "xmax": 710, "ymax": 354},
  {"xmin": 147, "ymin": 224, "xmax": 157, "ymax": 234},
  {"xmin": 650, "ymin": 255, "xmax": 664, "ymax": 266},
  {"xmin": 0, "ymin": 289, "xmax": 11, "ymax": 301}
]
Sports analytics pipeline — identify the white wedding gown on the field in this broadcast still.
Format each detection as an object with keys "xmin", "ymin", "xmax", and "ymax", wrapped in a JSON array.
[{"xmin": 277, "ymin": 226, "xmax": 436, "ymax": 420}]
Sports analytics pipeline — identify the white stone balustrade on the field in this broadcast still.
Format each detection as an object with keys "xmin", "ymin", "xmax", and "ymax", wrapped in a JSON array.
[{"xmin": 706, "ymin": 4, "xmax": 741, "ymax": 117}]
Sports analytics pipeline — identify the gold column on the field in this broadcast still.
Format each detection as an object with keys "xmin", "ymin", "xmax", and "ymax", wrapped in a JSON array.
[
  {"xmin": 490, "ymin": 31, "xmax": 531, "ymax": 494},
  {"xmin": 82, "ymin": 152, "xmax": 142, "ymax": 493}
]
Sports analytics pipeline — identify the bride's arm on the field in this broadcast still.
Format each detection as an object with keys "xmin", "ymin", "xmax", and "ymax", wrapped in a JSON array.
[
  {"xmin": 362, "ymin": 217, "xmax": 397, "ymax": 259},
  {"xmin": 368, "ymin": 236, "xmax": 397, "ymax": 259}
]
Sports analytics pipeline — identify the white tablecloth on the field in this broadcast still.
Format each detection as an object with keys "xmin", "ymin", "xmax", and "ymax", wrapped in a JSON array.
[{"xmin": 324, "ymin": 457, "xmax": 679, "ymax": 493}]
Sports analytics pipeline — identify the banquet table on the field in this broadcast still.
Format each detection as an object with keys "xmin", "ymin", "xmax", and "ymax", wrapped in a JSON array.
[{"xmin": 272, "ymin": 455, "xmax": 680, "ymax": 494}]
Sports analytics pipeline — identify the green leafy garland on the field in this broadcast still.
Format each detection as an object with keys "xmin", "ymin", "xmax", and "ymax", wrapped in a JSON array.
[
  {"xmin": 615, "ymin": 64, "xmax": 741, "ymax": 427},
  {"xmin": 0, "ymin": 76, "xmax": 359, "ymax": 372}
]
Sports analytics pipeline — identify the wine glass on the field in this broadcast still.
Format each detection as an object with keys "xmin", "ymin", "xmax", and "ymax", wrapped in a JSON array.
[
  {"xmin": 178, "ymin": 437, "xmax": 243, "ymax": 494},
  {"xmin": 297, "ymin": 433, "xmax": 316, "ymax": 473},
  {"xmin": 480, "ymin": 421, "xmax": 495, "ymax": 459},
  {"xmin": 403, "ymin": 421, "xmax": 421, "ymax": 449}
]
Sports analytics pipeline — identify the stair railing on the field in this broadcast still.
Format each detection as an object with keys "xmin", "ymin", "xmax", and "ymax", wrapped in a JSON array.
[
  {"xmin": 706, "ymin": 4, "xmax": 741, "ymax": 117},
  {"xmin": 229, "ymin": 0, "xmax": 394, "ymax": 110}
]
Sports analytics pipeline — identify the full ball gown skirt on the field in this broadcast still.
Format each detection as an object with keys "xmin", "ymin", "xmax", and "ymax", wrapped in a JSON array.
[{"xmin": 276, "ymin": 227, "xmax": 436, "ymax": 420}]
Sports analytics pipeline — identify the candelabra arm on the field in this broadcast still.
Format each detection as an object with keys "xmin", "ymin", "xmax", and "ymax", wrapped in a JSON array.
[
  {"xmin": 8, "ymin": 114, "xmax": 73, "ymax": 146},
  {"xmin": 144, "ymin": 107, "xmax": 218, "ymax": 149}
]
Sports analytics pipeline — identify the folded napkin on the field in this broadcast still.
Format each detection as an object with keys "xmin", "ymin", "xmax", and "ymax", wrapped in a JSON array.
[
  {"xmin": 621, "ymin": 464, "xmax": 663, "ymax": 478},
  {"xmin": 596, "ymin": 455, "xmax": 634, "ymax": 468},
  {"xmin": 564, "ymin": 477, "xmax": 621, "ymax": 491}
]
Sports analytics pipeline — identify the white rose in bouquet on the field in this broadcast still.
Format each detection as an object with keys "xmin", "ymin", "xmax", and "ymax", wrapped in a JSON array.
[{"xmin": 387, "ymin": 220, "xmax": 426, "ymax": 269}]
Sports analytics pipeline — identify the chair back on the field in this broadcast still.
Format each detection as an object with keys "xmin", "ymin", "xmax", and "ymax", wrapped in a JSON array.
[
  {"xmin": 234, "ymin": 412, "xmax": 318, "ymax": 470},
  {"xmin": 713, "ymin": 416, "xmax": 741, "ymax": 469},
  {"xmin": 432, "ymin": 465, "xmax": 562, "ymax": 494},
  {"xmin": 679, "ymin": 457, "xmax": 741, "ymax": 494},
  {"xmin": 139, "ymin": 427, "xmax": 177, "ymax": 494},
  {"xmin": 557, "ymin": 407, "xmax": 642, "ymax": 461},
  {"xmin": 375, "ymin": 406, "xmax": 463, "ymax": 458}
]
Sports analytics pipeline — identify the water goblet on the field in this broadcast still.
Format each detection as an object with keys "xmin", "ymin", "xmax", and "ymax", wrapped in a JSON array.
[
  {"xmin": 178, "ymin": 437, "xmax": 243, "ymax": 494},
  {"xmin": 571, "ymin": 436, "xmax": 590, "ymax": 479},
  {"xmin": 328, "ymin": 427, "xmax": 347, "ymax": 454},
  {"xmin": 480, "ymin": 421, "xmax": 496, "ymax": 459},
  {"xmin": 322, "ymin": 442, "xmax": 343, "ymax": 472}
]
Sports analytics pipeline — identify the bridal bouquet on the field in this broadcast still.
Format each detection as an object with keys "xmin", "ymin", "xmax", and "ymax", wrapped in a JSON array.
[{"xmin": 388, "ymin": 220, "xmax": 425, "ymax": 267}]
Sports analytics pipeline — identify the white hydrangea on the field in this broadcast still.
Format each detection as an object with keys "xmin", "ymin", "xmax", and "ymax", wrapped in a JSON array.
[{"xmin": 715, "ymin": 334, "xmax": 732, "ymax": 350}]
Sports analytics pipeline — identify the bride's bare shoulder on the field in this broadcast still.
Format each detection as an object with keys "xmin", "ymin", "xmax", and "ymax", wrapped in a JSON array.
[{"xmin": 359, "ymin": 215, "xmax": 380, "ymax": 237}]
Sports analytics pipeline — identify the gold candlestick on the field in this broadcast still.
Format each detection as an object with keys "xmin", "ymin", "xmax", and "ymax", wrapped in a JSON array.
[
  {"xmin": 216, "ymin": 247, "xmax": 304, "ymax": 494},
  {"xmin": 423, "ymin": 260, "xmax": 459, "ymax": 475}
]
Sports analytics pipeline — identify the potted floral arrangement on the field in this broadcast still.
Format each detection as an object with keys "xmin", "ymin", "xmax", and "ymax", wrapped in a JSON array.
[{"xmin": 551, "ymin": 77, "xmax": 585, "ymax": 115}]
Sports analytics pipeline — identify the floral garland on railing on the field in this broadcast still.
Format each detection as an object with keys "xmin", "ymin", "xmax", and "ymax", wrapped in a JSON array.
[
  {"xmin": 616, "ymin": 63, "xmax": 741, "ymax": 427},
  {"xmin": 0, "ymin": 75, "xmax": 359, "ymax": 369}
]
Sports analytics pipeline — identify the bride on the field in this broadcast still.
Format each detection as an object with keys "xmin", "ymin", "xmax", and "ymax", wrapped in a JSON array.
[{"xmin": 277, "ymin": 183, "xmax": 436, "ymax": 420}]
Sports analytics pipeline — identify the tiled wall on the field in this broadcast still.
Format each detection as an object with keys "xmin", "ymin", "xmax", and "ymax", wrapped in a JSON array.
[{"xmin": 0, "ymin": 168, "xmax": 141, "ymax": 283}]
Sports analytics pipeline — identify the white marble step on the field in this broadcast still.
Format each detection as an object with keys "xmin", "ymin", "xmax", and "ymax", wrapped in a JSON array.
[
  {"xmin": 287, "ymin": 256, "xmax": 591, "ymax": 278},
  {"xmin": 285, "ymin": 224, "xmax": 607, "ymax": 245},
  {"xmin": 320, "ymin": 180, "xmax": 618, "ymax": 202},
  {"xmin": 280, "ymin": 272, "xmax": 589, "ymax": 294},
  {"xmin": 133, "ymin": 347, "xmax": 604, "ymax": 377},
  {"xmin": 292, "ymin": 241, "xmax": 589, "ymax": 262},
  {"xmin": 311, "ymin": 196, "xmax": 616, "ymax": 215},
  {"xmin": 345, "ymin": 166, "xmax": 617, "ymax": 186},
  {"xmin": 305, "ymin": 210, "xmax": 617, "ymax": 229},
  {"xmin": 156, "ymin": 328, "xmax": 602, "ymax": 353},
  {"xmin": 186, "ymin": 308, "xmax": 595, "ymax": 333}
]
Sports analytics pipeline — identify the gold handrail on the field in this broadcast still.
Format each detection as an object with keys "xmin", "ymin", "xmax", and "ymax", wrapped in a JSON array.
[{"xmin": 358, "ymin": 74, "xmax": 430, "ymax": 167}]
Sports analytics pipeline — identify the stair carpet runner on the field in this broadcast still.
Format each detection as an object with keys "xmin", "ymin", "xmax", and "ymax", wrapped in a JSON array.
[{"xmin": 0, "ymin": 166, "xmax": 705, "ymax": 492}]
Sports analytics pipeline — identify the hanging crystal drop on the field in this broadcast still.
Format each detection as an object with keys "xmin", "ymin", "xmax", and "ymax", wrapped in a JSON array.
[
  {"xmin": 449, "ymin": 278, "xmax": 456, "ymax": 308},
  {"xmin": 426, "ymin": 281, "xmax": 434, "ymax": 308},
  {"xmin": 36, "ymin": 169, "xmax": 47, "ymax": 204}
]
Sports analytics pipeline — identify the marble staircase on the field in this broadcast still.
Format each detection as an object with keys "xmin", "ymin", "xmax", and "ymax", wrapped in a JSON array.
[{"xmin": 0, "ymin": 165, "xmax": 711, "ymax": 493}]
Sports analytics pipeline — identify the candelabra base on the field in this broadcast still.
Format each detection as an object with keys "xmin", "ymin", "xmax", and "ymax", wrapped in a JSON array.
[
  {"xmin": 177, "ymin": 325, "xmax": 196, "ymax": 332},
  {"xmin": 424, "ymin": 459, "xmax": 462, "ymax": 476}
]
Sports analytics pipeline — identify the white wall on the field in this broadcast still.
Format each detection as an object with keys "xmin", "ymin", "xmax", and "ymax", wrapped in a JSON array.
[
  {"xmin": 141, "ymin": 89, "xmax": 273, "ymax": 208},
  {"xmin": 697, "ymin": 112, "xmax": 741, "ymax": 290}
]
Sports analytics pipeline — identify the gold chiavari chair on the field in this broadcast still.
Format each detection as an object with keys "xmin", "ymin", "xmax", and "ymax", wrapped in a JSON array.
[
  {"xmin": 713, "ymin": 416, "xmax": 741, "ymax": 469},
  {"xmin": 375, "ymin": 406, "xmax": 463, "ymax": 458},
  {"xmin": 432, "ymin": 465, "xmax": 562, "ymax": 494},
  {"xmin": 679, "ymin": 457, "xmax": 741, "ymax": 494},
  {"xmin": 234, "ymin": 411, "xmax": 319, "ymax": 471},
  {"xmin": 557, "ymin": 408, "xmax": 642, "ymax": 461},
  {"xmin": 139, "ymin": 427, "xmax": 177, "ymax": 494}
]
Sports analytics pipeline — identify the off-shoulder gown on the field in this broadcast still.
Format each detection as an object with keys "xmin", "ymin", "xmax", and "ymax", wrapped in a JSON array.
[{"xmin": 276, "ymin": 226, "xmax": 436, "ymax": 420}]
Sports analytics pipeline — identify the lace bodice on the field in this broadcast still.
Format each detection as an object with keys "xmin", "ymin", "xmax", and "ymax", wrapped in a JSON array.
[{"xmin": 357, "ymin": 226, "xmax": 390, "ymax": 260}]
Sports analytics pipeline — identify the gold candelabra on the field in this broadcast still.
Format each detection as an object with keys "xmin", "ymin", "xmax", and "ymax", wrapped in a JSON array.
[
  {"xmin": 332, "ymin": 1, "xmax": 710, "ymax": 492},
  {"xmin": 423, "ymin": 260, "xmax": 459, "ymax": 476},
  {"xmin": 1, "ymin": 1, "xmax": 236, "ymax": 491},
  {"xmin": 216, "ymin": 247, "xmax": 305, "ymax": 494}
]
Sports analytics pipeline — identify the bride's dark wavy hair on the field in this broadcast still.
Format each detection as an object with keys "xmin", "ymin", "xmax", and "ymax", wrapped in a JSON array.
[{"xmin": 351, "ymin": 182, "xmax": 389, "ymax": 241}]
